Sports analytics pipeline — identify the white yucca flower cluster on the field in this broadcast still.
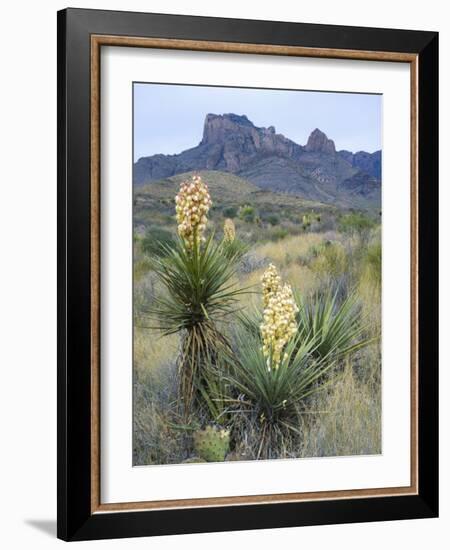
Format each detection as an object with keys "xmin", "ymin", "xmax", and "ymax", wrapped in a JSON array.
[
  {"xmin": 175, "ymin": 175, "xmax": 212, "ymax": 248},
  {"xmin": 260, "ymin": 264, "xmax": 299, "ymax": 370},
  {"xmin": 261, "ymin": 263, "xmax": 282, "ymax": 308}
]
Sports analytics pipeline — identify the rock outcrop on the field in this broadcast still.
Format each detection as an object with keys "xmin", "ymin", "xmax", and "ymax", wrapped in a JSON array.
[{"xmin": 305, "ymin": 128, "xmax": 336, "ymax": 155}]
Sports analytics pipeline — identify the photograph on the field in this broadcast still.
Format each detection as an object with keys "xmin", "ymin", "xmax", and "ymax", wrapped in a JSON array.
[
  {"xmin": 132, "ymin": 83, "xmax": 383, "ymax": 466},
  {"xmin": 52, "ymin": 6, "xmax": 438, "ymax": 542}
]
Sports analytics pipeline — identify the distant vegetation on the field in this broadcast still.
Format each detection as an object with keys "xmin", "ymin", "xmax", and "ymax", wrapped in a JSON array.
[{"xmin": 133, "ymin": 171, "xmax": 381, "ymax": 465}]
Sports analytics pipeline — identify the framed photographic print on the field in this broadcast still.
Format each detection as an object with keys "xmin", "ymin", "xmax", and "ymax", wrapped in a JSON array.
[{"xmin": 57, "ymin": 8, "xmax": 439, "ymax": 541}]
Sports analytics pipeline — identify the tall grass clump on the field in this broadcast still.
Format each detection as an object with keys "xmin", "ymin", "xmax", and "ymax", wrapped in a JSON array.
[
  {"xmin": 299, "ymin": 360, "xmax": 381, "ymax": 457},
  {"xmin": 309, "ymin": 240, "xmax": 347, "ymax": 279},
  {"xmin": 363, "ymin": 239, "xmax": 382, "ymax": 288}
]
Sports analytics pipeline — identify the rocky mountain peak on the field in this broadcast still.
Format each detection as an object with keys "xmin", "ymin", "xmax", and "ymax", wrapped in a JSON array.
[
  {"xmin": 201, "ymin": 113, "xmax": 253, "ymax": 144},
  {"xmin": 305, "ymin": 128, "xmax": 336, "ymax": 155},
  {"xmin": 198, "ymin": 113, "xmax": 301, "ymax": 171}
]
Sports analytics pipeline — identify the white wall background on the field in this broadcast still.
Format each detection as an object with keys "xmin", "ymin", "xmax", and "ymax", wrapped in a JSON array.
[{"xmin": 0, "ymin": 1, "xmax": 447, "ymax": 548}]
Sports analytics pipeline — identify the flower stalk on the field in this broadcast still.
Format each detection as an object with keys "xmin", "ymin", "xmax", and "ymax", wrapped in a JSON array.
[{"xmin": 223, "ymin": 218, "xmax": 236, "ymax": 243}]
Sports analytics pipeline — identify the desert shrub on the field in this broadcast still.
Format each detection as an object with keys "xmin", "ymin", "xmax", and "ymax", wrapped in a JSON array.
[
  {"xmin": 269, "ymin": 227, "xmax": 289, "ymax": 241},
  {"xmin": 338, "ymin": 212, "xmax": 375, "ymax": 235},
  {"xmin": 266, "ymin": 214, "xmax": 280, "ymax": 226},
  {"xmin": 141, "ymin": 226, "xmax": 175, "ymax": 257},
  {"xmin": 222, "ymin": 205, "xmax": 238, "ymax": 218},
  {"xmin": 239, "ymin": 204, "xmax": 256, "ymax": 223}
]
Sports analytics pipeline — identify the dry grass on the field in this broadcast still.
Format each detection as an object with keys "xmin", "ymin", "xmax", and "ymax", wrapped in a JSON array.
[
  {"xmin": 134, "ymin": 327, "xmax": 178, "ymax": 374},
  {"xmin": 300, "ymin": 354, "xmax": 381, "ymax": 457},
  {"xmin": 255, "ymin": 232, "xmax": 324, "ymax": 266}
]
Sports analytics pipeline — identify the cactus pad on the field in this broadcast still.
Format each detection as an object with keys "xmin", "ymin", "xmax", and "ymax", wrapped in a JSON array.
[{"xmin": 193, "ymin": 426, "xmax": 230, "ymax": 462}]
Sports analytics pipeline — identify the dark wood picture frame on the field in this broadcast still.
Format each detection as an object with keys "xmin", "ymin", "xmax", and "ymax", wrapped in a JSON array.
[{"xmin": 57, "ymin": 8, "xmax": 438, "ymax": 541}]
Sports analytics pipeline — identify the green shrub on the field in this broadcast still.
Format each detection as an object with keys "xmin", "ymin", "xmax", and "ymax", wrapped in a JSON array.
[
  {"xmin": 141, "ymin": 226, "xmax": 175, "ymax": 257},
  {"xmin": 222, "ymin": 205, "xmax": 238, "ymax": 219},
  {"xmin": 239, "ymin": 204, "xmax": 256, "ymax": 223},
  {"xmin": 270, "ymin": 227, "xmax": 288, "ymax": 241},
  {"xmin": 267, "ymin": 214, "xmax": 280, "ymax": 226}
]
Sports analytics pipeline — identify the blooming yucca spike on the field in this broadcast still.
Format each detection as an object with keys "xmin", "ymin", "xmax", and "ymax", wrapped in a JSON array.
[
  {"xmin": 260, "ymin": 266, "xmax": 299, "ymax": 370},
  {"xmin": 175, "ymin": 174, "xmax": 212, "ymax": 248},
  {"xmin": 223, "ymin": 218, "xmax": 236, "ymax": 243}
]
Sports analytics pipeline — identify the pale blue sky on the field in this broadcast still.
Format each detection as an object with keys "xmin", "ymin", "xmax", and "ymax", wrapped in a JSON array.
[{"xmin": 133, "ymin": 83, "xmax": 382, "ymax": 162}]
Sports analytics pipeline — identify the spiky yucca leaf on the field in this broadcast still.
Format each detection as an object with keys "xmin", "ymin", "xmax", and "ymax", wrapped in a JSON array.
[
  {"xmin": 295, "ymin": 290, "xmax": 374, "ymax": 360},
  {"xmin": 146, "ymin": 234, "xmax": 246, "ymax": 334}
]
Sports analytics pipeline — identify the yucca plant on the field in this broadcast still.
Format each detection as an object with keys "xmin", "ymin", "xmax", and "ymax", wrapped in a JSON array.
[
  {"xmin": 295, "ymin": 290, "xmax": 374, "ymax": 361},
  {"xmin": 143, "ymin": 175, "xmax": 252, "ymax": 416},
  {"xmin": 217, "ymin": 264, "xmax": 337, "ymax": 458},
  {"xmin": 224, "ymin": 329, "xmax": 336, "ymax": 458},
  {"xmin": 146, "ymin": 233, "xmax": 248, "ymax": 414}
]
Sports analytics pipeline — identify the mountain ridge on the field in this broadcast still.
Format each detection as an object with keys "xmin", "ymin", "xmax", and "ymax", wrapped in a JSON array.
[{"xmin": 134, "ymin": 113, "xmax": 381, "ymax": 208}]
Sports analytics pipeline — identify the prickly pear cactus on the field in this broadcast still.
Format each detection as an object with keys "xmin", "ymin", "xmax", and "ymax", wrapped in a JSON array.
[{"xmin": 193, "ymin": 425, "xmax": 230, "ymax": 462}]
